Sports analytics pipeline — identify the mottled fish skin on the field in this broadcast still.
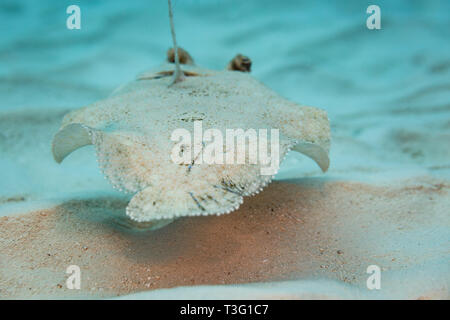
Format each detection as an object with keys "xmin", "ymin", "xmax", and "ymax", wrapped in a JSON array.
[{"xmin": 52, "ymin": 61, "xmax": 330, "ymax": 222}]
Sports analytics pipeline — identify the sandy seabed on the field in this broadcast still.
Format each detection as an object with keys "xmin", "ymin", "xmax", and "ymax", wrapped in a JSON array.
[
  {"xmin": 1, "ymin": 179, "xmax": 448, "ymax": 299},
  {"xmin": 1, "ymin": 0, "xmax": 449, "ymax": 300}
]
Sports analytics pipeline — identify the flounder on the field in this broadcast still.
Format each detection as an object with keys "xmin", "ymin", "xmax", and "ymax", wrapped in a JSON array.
[{"xmin": 52, "ymin": 49, "xmax": 330, "ymax": 223}]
